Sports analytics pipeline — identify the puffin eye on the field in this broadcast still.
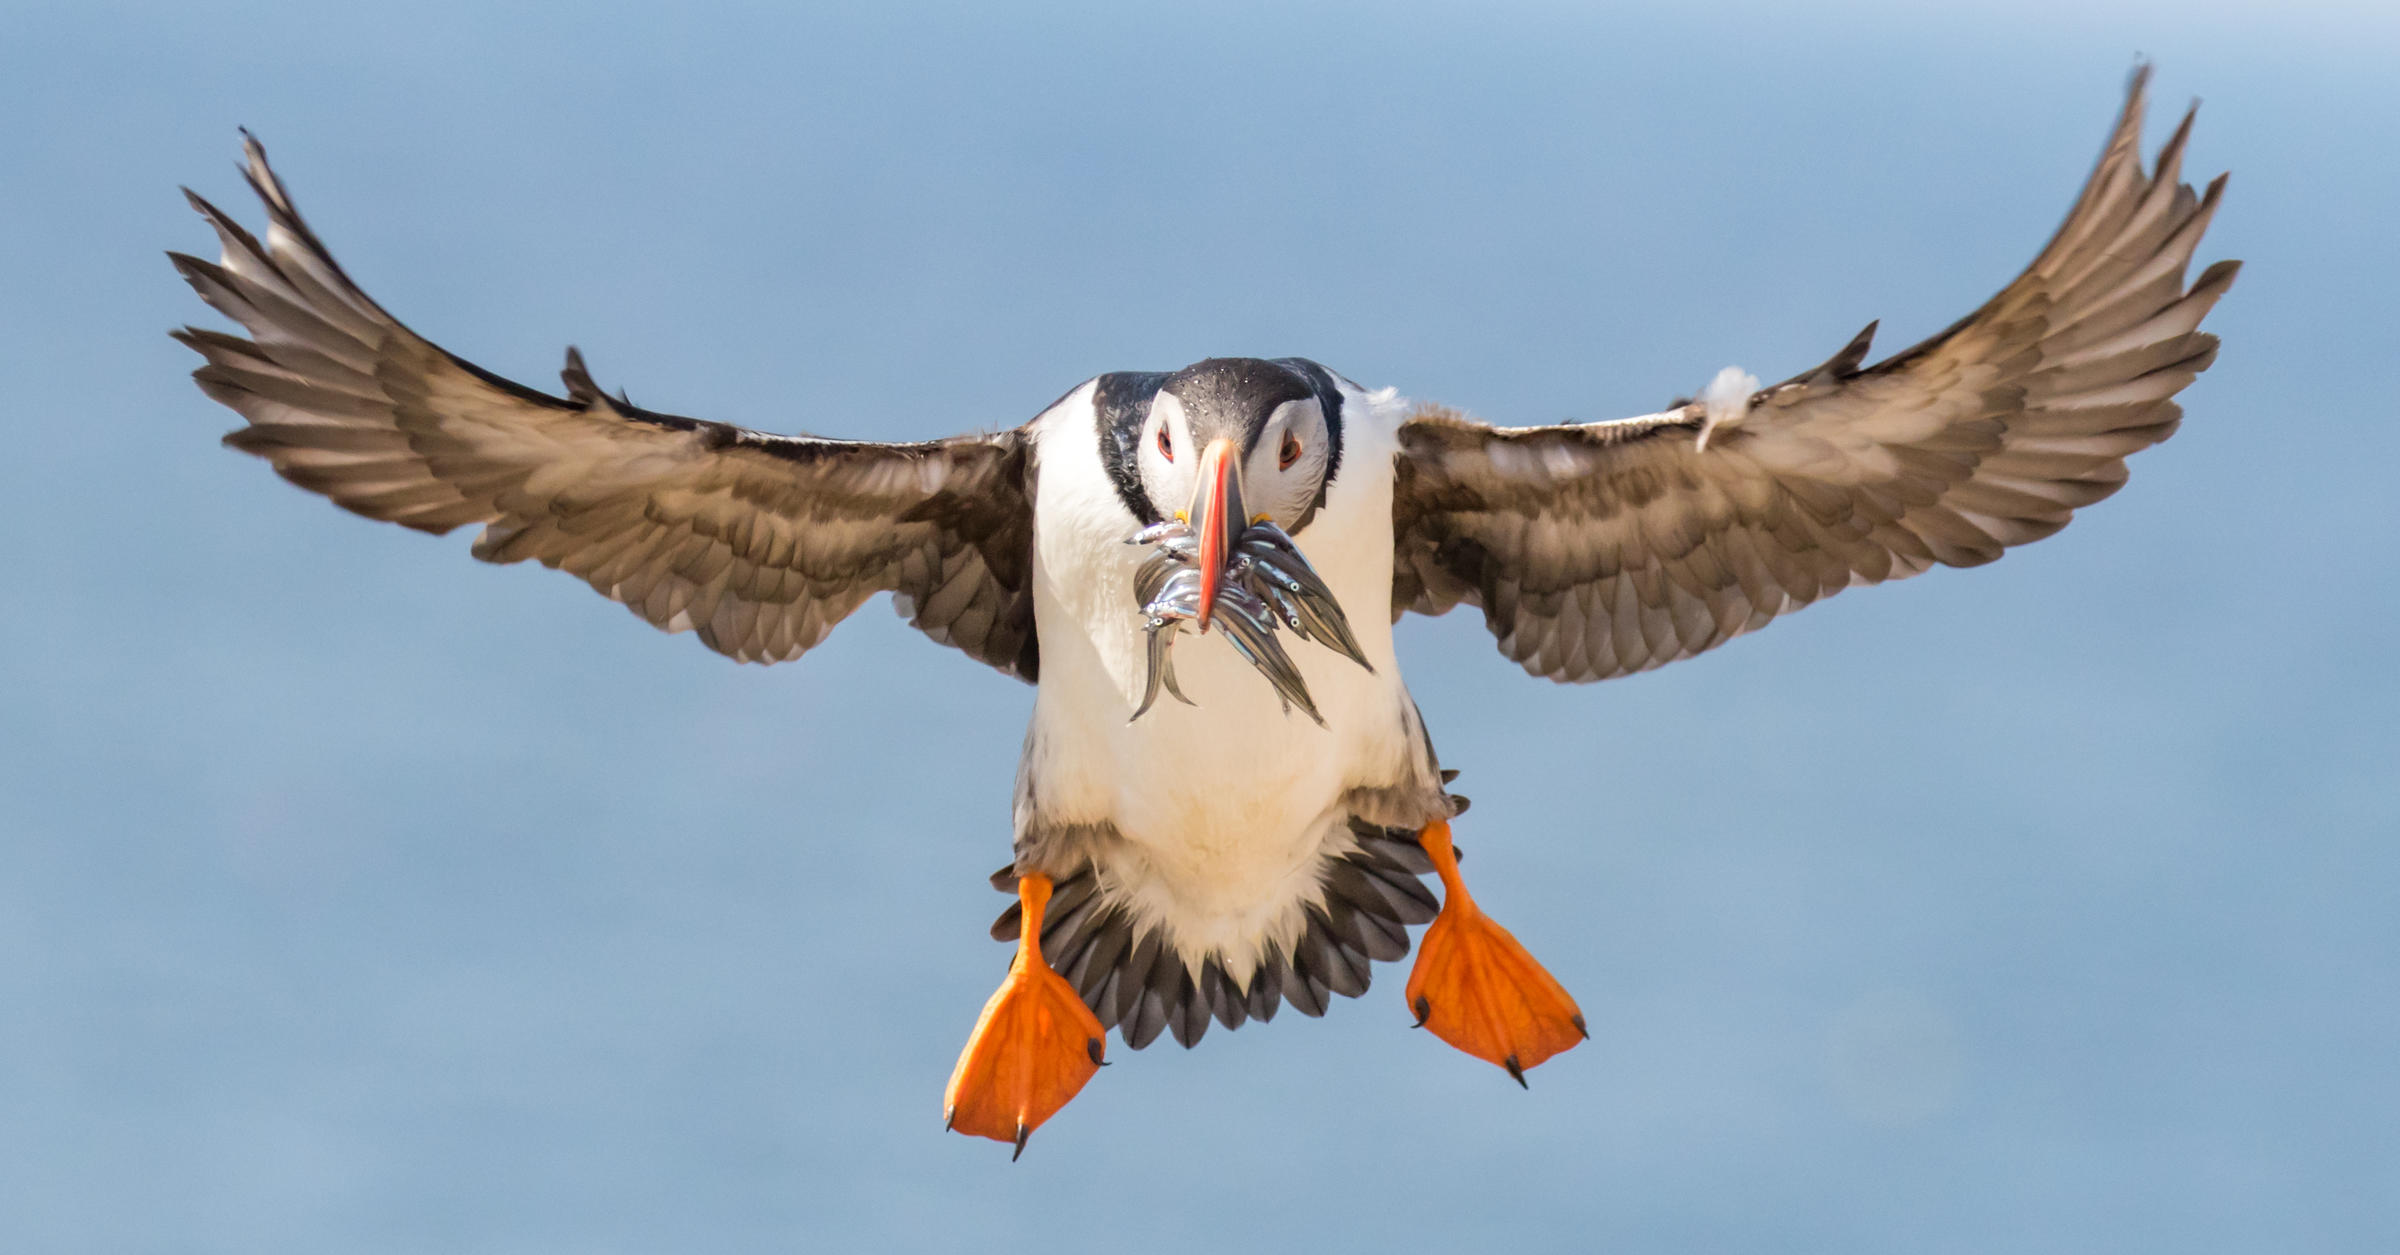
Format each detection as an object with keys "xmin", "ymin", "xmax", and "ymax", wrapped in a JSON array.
[
  {"xmin": 1156, "ymin": 426, "xmax": 1174, "ymax": 462},
  {"xmin": 1279, "ymin": 432, "xmax": 1302, "ymax": 470}
]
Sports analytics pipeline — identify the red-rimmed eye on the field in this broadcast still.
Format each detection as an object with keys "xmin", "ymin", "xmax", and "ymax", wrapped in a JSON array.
[
  {"xmin": 1156, "ymin": 427, "xmax": 1174, "ymax": 462},
  {"xmin": 1279, "ymin": 432, "xmax": 1302, "ymax": 470}
]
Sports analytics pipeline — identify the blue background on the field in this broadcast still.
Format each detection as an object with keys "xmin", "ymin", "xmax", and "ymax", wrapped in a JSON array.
[{"xmin": 3, "ymin": 1, "xmax": 2394, "ymax": 1250}]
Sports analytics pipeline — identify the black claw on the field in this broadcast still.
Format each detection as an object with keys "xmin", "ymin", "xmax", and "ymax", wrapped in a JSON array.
[
  {"xmin": 1440, "ymin": 768, "xmax": 1460, "ymax": 784},
  {"xmin": 1087, "ymin": 1037, "xmax": 1107, "ymax": 1066},
  {"xmin": 1504, "ymin": 1055, "xmax": 1528, "ymax": 1089},
  {"xmin": 1411, "ymin": 995, "xmax": 1431, "ymax": 1027},
  {"xmin": 1572, "ymin": 1013, "xmax": 1589, "ymax": 1040},
  {"xmin": 943, "ymin": 1107, "xmax": 956, "ymax": 1133},
  {"xmin": 1011, "ymin": 1122, "xmax": 1031, "ymax": 1161},
  {"xmin": 1451, "ymin": 841, "xmax": 1464, "ymax": 863}
]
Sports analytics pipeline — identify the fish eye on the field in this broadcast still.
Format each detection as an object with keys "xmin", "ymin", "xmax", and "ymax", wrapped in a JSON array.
[
  {"xmin": 1156, "ymin": 426, "xmax": 1174, "ymax": 462},
  {"xmin": 1279, "ymin": 432, "xmax": 1302, "ymax": 470}
]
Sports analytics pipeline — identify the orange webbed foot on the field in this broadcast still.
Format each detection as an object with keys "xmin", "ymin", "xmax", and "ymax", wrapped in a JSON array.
[
  {"xmin": 943, "ymin": 873, "xmax": 1107, "ymax": 1157},
  {"xmin": 1403, "ymin": 819, "xmax": 1587, "ymax": 1085}
]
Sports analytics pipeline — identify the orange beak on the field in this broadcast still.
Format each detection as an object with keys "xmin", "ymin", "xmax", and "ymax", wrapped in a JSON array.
[{"xmin": 1189, "ymin": 437, "xmax": 1246, "ymax": 634}]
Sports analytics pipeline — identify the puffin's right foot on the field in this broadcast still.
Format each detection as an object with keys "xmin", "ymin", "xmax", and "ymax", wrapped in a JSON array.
[
  {"xmin": 943, "ymin": 873, "xmax": 1107, "ymax": 1158},
  {"xmin": 1402, "ymin": 819, "xmax": 1588, "ymax": 1085}
]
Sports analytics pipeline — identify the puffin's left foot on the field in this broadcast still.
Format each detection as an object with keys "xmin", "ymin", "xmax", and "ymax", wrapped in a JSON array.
[
  {"xmin": 1403, "ymin": 819, "xmax": 1587, "ymax": 1085},
  {"xmin": 943, "ymin": 873, "xmax": 1107, "ymax": 1157}
]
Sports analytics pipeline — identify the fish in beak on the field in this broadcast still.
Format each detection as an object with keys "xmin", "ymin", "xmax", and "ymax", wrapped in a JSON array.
[{"xmin": 1126, "ymin": 442, "xmax": 1371, "ymax": 724}]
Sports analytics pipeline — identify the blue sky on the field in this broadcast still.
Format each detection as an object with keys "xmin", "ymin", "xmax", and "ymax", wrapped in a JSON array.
[{"xmin": 4, "ymin": 2, "xmax": 2395, "ymax": 1251}]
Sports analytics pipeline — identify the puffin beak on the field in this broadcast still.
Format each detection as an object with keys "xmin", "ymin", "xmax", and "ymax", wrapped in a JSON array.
[{"xmin": 1188, "ymin": 438, "xmax": 1246, "ymax": 634}]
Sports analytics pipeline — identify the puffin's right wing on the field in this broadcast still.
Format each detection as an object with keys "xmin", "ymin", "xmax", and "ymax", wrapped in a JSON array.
[
  {"xmin": 1391, "ymin": 68, "xmax": 2237, "ymax": 684},
  {"xmin": 174, "ymin": 136, "xmax": 1038, "ymax": 679}
]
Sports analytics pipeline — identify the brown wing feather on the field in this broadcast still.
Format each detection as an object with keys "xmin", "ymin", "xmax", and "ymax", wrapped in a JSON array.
[
  {"xmin": 173, "ymin": 134, "xmax": 1036, "ymax": 678},
  {"xmin": 1393, "ymin": 68, "xmax": 2237, "ymax": 683}
]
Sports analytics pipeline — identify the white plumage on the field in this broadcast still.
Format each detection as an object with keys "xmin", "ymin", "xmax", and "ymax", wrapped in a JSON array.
[{"xmin": 1694, "ymin": 366, "xmax": 1759, "ymax": 451}]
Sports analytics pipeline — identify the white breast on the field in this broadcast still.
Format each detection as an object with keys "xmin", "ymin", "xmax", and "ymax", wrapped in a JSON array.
[{"xmin": 1019, "ymin": 380, "xmax": 1426, "ymax": 975}]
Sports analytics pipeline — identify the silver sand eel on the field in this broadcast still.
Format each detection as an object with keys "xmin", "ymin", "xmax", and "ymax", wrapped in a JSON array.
[{"xmin": 1124, "ymin": 444, "xmax": 1370, "ymax": 725}]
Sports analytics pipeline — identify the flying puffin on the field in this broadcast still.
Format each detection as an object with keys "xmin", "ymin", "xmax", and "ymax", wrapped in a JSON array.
[{"xmin": 171, "ymin": 70, "xmax": 2235, "ymax": 1156}]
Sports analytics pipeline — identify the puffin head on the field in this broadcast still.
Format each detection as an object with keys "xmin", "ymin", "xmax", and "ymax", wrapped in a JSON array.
[
  {"xmin": 1121, "ymin": 359, "xmax": 1368, "ymax": 722},
  {"xmin": 1134, "ymin": 358, "xmax": 1339, "ymax": 631}
]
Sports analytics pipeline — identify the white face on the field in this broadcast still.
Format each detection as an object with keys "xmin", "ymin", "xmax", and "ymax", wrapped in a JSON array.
[{"xmin": 1136, "ymin": 392, "xmax": 1333, "ymax": 532}]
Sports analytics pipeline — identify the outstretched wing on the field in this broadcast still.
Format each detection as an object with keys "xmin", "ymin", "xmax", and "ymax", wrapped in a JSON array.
[
  {"xmin": 173, "ymin": 135, "xmax": 1038, "ymax": 678},
  {"xmin": 1392, "ymin": 68, "xmax": 2237, "ymax": 683}
]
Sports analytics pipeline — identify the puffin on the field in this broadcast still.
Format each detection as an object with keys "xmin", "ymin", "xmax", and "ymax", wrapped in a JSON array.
[{"xmin": 170, "ymin": 69, "xmax": 2235, "ymax": 1156}]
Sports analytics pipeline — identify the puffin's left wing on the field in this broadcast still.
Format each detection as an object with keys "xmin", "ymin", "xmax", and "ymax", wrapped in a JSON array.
[
  {"xmin": 1391, "ymin": 69, "xmax": 2237, "ymax": 684},
  {"xmin": 173, "ymin": 135, "xmax": 1037, "ymax": 679}
]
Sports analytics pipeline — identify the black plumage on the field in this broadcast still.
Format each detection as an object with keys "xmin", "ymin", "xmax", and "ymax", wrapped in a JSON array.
[{"xmin": 989, "ymin": 819, "xmax": 1449, "ymax": 1049}]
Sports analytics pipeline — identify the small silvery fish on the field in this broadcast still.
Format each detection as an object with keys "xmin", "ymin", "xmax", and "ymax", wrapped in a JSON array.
[{"xmin": 1127, "ymin": 518, "xmax": 1371, "ymax": 725}]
